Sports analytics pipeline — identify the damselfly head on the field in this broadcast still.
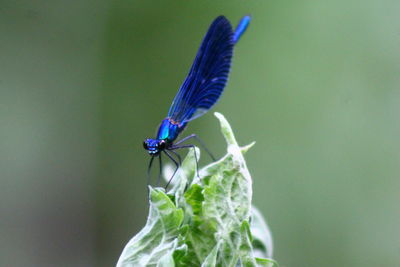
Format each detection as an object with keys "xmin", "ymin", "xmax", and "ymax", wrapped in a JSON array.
[{"xmin": 143, "ymin": 139, "xmax": 166, "ymax": 156}]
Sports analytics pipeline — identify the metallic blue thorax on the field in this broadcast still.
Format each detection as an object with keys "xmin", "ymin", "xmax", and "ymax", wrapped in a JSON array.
[{"xmin": 156, "ymin": 118, "xmax": 186, "ymax": 142}]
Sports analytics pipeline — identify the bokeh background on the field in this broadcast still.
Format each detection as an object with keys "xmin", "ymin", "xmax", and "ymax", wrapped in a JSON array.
[{"xmin": 1, "ymin": 1, "xmax": 399, "ymax": 266}]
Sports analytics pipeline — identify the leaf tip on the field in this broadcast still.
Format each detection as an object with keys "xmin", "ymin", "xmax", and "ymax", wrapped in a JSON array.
[
  {"xmin": 241, "ymin": 141, "xmax": 256, "ymax": 154},
  {"xmin": 214, "ymin": 112, "xmax": 238, "ymax": 147}
]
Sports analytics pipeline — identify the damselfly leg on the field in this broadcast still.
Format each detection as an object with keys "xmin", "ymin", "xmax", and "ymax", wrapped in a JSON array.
[
  {"xmin": 147, "ymin": 156, "xmax": 155, "ymax": 186},
  {"xmin": 163, "ymin": 150, "xmax": 180, "ymax": 190},
  {"xmin": 175, "ymin": 134, "xmax": 216, "ymax": 161},
  {"xmin": 156, "ymin": 154, "xmax": 162, "ymax": 186}
]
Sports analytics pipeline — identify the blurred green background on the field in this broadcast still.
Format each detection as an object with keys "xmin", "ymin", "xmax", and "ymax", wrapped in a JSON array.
[{"xmin": 1, "ymin": 1, "xmax": 399, "ymax": 266}]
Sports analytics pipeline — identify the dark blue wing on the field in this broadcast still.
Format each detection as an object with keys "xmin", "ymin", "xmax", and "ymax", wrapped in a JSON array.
[{"xmin": 167, "ymin": 16, "xmax": 235, "ymax": 123}]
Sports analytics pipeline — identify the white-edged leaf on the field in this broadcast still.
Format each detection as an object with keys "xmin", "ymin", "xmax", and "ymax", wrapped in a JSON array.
[{"xmin": 116, "ymin": 188, "xmax": 183, "ymax": 266}]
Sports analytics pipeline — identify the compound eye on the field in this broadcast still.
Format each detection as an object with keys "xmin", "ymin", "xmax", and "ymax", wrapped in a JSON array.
[
  {"xmin": 159, "ymin": 140, "xmax": 166, "ymax": 150},
  {"xmin": 143, "ymin": 141, "xmax": 148, "ymax": 150}
]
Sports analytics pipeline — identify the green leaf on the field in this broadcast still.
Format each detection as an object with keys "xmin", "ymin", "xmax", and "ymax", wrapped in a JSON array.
[
  {"xmin": 250, "ymin": 207, "xmax": 274, "ymax": 260},
  {"xmin": 238, "ymin": 221, "xmax": 257, "ymax": 267},
  {"xmin": 116, "ymin": 188, "xmax": 183, "ymax": 266},
  {"xmin": 255, "ymin": 258, "xmax": 279, "ymax": 267},
  {"xmin": 117, "ymin": 112, "xmax": 278, "ymax": 267},
  {"xmin": 201, "ymin": 241, "xmax": 221, "ymax": 267}
]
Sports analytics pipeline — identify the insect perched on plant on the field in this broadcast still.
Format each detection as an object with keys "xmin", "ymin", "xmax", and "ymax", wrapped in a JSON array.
[{"xmin": 143, "ymin": 15, "xmax": 251, "ymax": 188}]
